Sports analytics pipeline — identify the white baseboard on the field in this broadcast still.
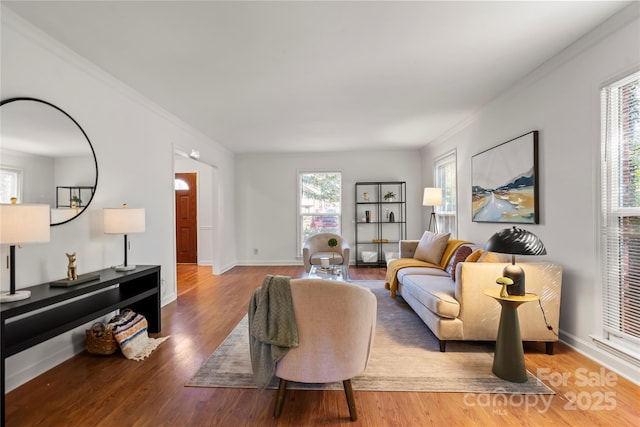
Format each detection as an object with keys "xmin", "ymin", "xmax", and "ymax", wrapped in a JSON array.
[
  {"xmin": 235, "ymin": 260, "xmax": 302, "ymax": 266},
  {"xmin": 559, "ymin": 330, "xmax": 640, "ymax": 385}
]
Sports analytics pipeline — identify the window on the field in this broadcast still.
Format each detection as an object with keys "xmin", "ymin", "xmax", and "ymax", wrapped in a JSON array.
[
  {"xmin": 434, "ymin": 150, "xmax": 457, "ymax": 237},
  {"xmin": 298, "ymin": 172, "xmax": 342, "ymax": 255},
  {"xmin": 599, "ymin": 71, "xmax": 640, "ymax": 362},
  {"xmin": 0, "ymin": 167, "xmax": 22, "ymax": 203}
]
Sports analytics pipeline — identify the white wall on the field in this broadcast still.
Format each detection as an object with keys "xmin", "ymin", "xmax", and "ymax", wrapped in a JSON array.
[
  {"xmin": 235, "ymin": 150, "xmax": 422, "ymax": 265},
  {"xmin": 421, "ymin": 6, "xmax": 640, "ymax": 382},
  {"xmin": 0, "ymin": 149, "xmax": 54, "ymax": 205},
  {"xmin": 1, "ymin": 9, "xmax": 236, "ymax": 391}
]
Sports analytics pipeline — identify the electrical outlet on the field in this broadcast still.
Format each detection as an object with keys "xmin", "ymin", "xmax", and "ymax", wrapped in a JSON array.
[{"xmin": 253, "ymin": 248, "xmax": 258, "ymax": 255}]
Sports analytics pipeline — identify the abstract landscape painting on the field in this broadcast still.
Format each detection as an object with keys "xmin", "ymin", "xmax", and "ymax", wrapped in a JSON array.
[{"xmin": 472, "ymin": 131, "xmax": 539, "ymax": 224}]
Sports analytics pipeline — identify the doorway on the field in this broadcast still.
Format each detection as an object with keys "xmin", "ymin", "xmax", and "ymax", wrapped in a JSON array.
[
  {"xmin": 175, "ymin": 172, "xmax": 198, "ymax": 264},
  {"xmin": 174, "ymin": 152, "xmax": 218, "ymax": 298}
]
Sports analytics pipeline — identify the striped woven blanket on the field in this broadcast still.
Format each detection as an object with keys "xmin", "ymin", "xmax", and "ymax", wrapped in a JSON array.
[{"xmin": 110, "ymin": 310, "xmax": 169, "ymax": 361}]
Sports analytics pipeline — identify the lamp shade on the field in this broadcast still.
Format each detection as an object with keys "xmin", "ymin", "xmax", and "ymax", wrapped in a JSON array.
[
  {"xmin": 422, "ymin": 187, "xmax": 443, "ymax": 207},
  {"xmin": 103, "ymin": 207, "xmax": 145, "ymax": 234},
  {"xmin": 0, "ymin": 203, "xmax": 50, "ymax": 244},
  {"xmin": 485, "ymin": 226, "xmax": 546, "ymax": 256}
]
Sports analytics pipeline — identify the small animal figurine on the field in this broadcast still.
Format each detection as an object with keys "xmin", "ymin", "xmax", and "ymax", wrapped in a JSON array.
[{"xmin": 66, "ymin": 252, "xmax": 78, "ymax": 281}]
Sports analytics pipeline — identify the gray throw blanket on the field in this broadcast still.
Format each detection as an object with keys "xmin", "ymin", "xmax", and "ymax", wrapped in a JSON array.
[{"xmin": 248, "ymin": 275, "xmax": 299, "ymax": 390}]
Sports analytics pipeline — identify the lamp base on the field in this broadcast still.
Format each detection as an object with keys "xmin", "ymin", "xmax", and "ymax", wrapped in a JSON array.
[
  {"xmin": 115, "ymin": 264, "xmax": 137, "ymax": 272},
  {"xmin": 503, "ymin": 263, "xmax": 525, "ymax": 296},
  {"xmin": 0, "ymin": 290, "xmax": 32, "ymax": 303}
]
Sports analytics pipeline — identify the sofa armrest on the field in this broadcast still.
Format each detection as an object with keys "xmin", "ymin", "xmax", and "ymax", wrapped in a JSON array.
[
  {"xmin": 399, "ymin": 240, "xmax": 420, "ymax": 258},
  {"xmin": 455, "ymin": 262, "xmax": 562, "ymax": 341}
]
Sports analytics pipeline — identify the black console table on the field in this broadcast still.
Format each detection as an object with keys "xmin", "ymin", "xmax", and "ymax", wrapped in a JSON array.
[{"xmin": 1, "ymin": 265, "xmax": 161, "ymax": 426}]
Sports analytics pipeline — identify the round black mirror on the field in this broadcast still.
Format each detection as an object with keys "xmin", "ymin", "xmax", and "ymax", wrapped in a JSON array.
[{"xmin": 0, "ymin": 97, "xmax": 98, "ymax": 225}]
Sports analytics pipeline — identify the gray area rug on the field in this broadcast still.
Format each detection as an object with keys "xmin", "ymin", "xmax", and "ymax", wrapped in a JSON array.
[{"xmin": 186, "ymin": 280, "xmax": 553, "ymax": 394}]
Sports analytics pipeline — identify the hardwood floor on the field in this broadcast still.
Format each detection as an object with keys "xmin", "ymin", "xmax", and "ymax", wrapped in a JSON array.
[{"xmin": 5, "ymin": 265, "xmax": 639, "ymax": 426}]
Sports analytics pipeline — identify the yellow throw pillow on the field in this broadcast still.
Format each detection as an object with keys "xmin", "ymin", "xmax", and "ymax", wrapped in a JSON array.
[{"xmin": 465, "ymin": 249, "xmax": 484, "ymax": 263}]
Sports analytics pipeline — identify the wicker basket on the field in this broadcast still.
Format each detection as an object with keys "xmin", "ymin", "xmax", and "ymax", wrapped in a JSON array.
[{"xmin": 86, "ymin": 322, "xmax": 119, "ymax": 355}]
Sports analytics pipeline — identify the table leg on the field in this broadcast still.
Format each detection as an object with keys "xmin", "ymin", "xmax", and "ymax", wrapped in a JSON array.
[{"xmin": 492, "ymin": 300, "xmax": 528, "ymax": 383}]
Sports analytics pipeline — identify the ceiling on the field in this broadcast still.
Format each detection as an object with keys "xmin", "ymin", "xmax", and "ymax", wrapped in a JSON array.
[{"xmin": 3, "ymin": 1, "xmax": 632, "ymax": 154}]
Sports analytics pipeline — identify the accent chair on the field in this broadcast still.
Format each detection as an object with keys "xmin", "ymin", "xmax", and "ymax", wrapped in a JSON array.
[
  {"xmin": 274, "ymin": 278, "xmax": 377, "ymax": 421},
  {"xmin": 302, "ymin": 233, "xmax": 350, "ymax": 272}
]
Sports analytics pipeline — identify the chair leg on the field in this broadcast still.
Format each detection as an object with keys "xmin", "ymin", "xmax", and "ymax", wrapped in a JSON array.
[
  {"xmin": 343, "ymin": 379, "xmax": 357, "ymax": 421},
  {"xmin": 439, "ymin": 340, "xmax": 446, "ymax": 352},
  {"xmin": 274, "ymin": 378, "xmax": 288, "ymax": 418}
]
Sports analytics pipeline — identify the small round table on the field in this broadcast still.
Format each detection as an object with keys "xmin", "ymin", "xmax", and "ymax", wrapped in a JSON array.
[{"xmin": 484, "ymin": 288, "xmax": 539, "ymax": 383}]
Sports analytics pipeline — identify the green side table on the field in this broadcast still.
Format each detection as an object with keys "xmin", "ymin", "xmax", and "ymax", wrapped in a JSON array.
[{"xmin": 484, "ymin": 289, "xmax": 539, "ymax": 383}]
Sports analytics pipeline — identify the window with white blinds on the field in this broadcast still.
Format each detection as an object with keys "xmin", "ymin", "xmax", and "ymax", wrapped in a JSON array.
[
  {"xmin": 600, "ymin": 71, "xmax": 640, "ymax": 361},
  {"xmin": 434, "ymin": 150, "xmax": 457, "ymax": 238}
]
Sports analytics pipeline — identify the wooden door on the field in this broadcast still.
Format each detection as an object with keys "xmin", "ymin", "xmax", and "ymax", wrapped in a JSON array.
[{"xmin": 175, "ymin": 173, "xmax": 198, "ymax": 263}]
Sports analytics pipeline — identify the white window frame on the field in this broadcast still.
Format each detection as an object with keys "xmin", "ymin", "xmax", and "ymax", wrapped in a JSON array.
[
  {"xmin": 595, "ymin": 70, "xmax": 640, "ymax": 365},
  {"xmin": 0, "ymin": 166, "xmax": 23, "ymax": 203},
  {"xmin": 433, "ymin": 150, "xmax": 457, "ymax": 238},
  {"xmin": 297, "ymin": 171, "xmax": 342, "ymax": 256}
]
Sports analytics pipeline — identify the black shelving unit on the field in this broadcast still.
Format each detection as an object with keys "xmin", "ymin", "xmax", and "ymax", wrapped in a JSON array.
[
  {"xmin": 355, "ymin": 182, "xmax": 406, "ymax": 266},
  {"xmin": 1, "ymin": 265, "xmax": 161, "ymax": 425},
  {"xmin": 56, "ymin": 186, "xmax": 95, "ymax": 208}
]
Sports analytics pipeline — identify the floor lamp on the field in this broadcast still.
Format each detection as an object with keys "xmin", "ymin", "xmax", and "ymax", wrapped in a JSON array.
[
  {"xmin": 423, "ymin": 187, "xmax": 443, "ymax": 233},
  {"xmin": 0, "ymin": 202, "xmax": 51, "ymax": 303},
  {"xmin": 104, "ymin": 204, "xmax": 146, "ymax": 272}
]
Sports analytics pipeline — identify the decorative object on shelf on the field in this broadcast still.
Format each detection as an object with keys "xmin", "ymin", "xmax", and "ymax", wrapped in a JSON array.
[
  {"xmin": 365, "ymin": 210, "xmax": 371, "ymax": 223},
  {"xmin": 50, "ymin": 272, "xmax": 101, "ymax": 287},
  {"xmin": 66, "ymin": 252, "xmax": 78, "ymax": 280},
  {"xmin": 496, "ymin": 276, "xmax": 514, "ymax": 298},
  {"xmin": 423, "ymin": 187, "xmax": 443, "ymax": 232},
  {"xmin": 389, "ymin": 211, "xmax": 395, "ymax": 223},
  {"xmin": 472, "ymin": 131, "xmax": 539, "ymax": 224},
  {"xmin": 104, "ymin": 204, "xmax": 146, "ymax": 272},
  {"xmin": 384, "ymin": 191, "xmax": 396, "ymax": 202},
  {"xmin": 0, "ymin": 201, "xmax": 50, "ymax": 303},
  {"xmin": 485, "ymin": 226, "xmax": 547, "ymax": 296},
  {"xmin": 363, "ymin": 192, "xmax": 370, "ymax": 201},
  {"xmin": 86, "ymin": 322, "xmax": 119, "ymax": 355},
  {"xmin": 372, "ymin": 239, "xmax": 389, "ymax": 243},
  {"xmin": 361, "ymin": 251, "xmax": 378, "ymax": 263}
]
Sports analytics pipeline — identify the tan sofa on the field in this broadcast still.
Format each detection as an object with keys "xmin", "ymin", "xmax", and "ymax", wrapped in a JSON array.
[{"xmin": 387, "ymin": 239, "xmax": 562, "ymax": 353}]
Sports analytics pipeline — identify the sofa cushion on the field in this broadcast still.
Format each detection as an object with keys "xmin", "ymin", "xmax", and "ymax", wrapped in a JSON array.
[
  {"xmin": 448, "ymin": 245, "xmax": 473, "ymax": 281},
  {"xmin": 413, "ymin": 231, "xmax": 450, "ymax": 264},
  {"xmin": 397, "ymin": 266, "xmax": 449, "ymax": 284},
  {"xmin": 401, "ymin": 274, "xmax": 460, "ymax": 319}
]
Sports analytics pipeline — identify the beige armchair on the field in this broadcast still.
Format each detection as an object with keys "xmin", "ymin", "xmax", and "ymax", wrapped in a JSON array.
[
  {"xmin": 274, "ymin": 278, "xmax": 377, "ymax": 421},
  {"xmin": 302, "ymin": 233, "xmax": 350, "ymax": 272}
]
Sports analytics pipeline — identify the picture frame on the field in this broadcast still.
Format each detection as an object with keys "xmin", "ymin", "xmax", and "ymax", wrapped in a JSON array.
[{"xmin": 471, "ymin": 131, "xmax": 539, "ymax": 224}]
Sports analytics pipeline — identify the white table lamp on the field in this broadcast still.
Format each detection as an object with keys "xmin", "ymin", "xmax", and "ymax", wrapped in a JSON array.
[
  {"xmin": 104, "ymin": 204, "xmax": 145, "ymax": 272},
  {"xmin": 0, "ymin": 202, "xmax": 51, "ymax": 303},
  {"xmin": 422, "ymin": 187, "xmax": 443, "ymax": 233}
]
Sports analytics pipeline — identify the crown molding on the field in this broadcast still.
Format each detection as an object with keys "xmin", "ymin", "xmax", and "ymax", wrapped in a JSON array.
[
  {"xmin": 1, "ymin": 5, "xmax": 232, "ymax": 156},
  {"xmin": 427, "ymin": 2, "xmax": 640, "ymax": 148}
]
